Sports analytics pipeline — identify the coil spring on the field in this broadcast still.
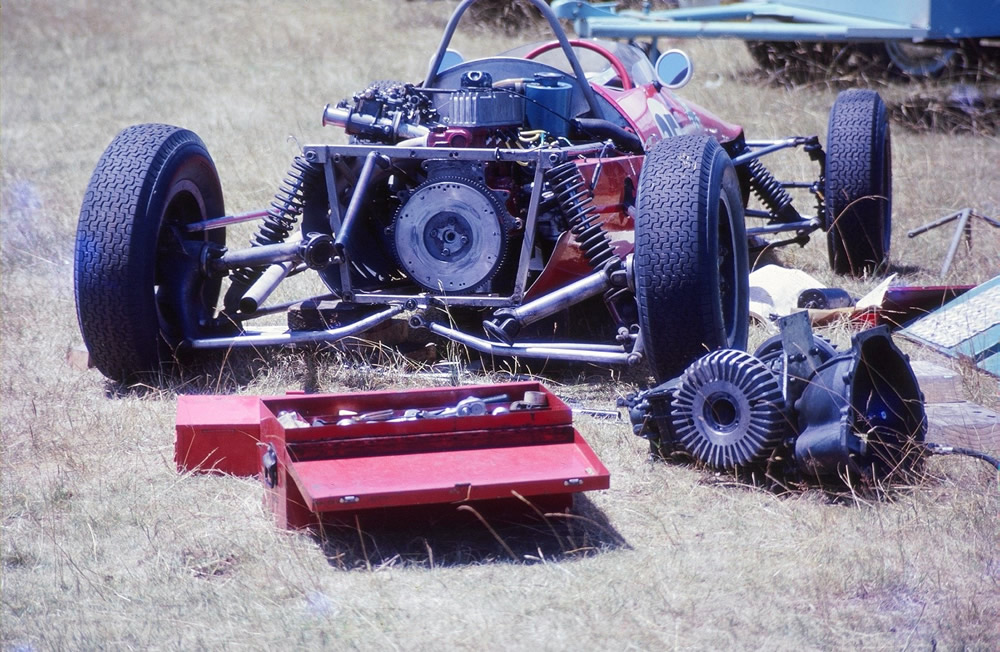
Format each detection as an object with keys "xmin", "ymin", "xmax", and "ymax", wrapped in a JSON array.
[
  {"xmin": 230, "ymin": 155, "xmax": 323, "ymax": 286},
  {"xmin": 745, "ymin": 156, "xmax": 794, "ymax": 219},
  {"xmin": 545, "ymin": 162, "xmax": 617, "ymax": 270}
]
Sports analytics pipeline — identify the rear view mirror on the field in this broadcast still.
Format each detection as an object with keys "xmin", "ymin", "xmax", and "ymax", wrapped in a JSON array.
[
  {"xmin": 436, "ymin": 48, "xmax": 465, "ymax": 74},
  {"xmin": 655, "ymin": 49, "xmax": 693, "ymax": 89}
]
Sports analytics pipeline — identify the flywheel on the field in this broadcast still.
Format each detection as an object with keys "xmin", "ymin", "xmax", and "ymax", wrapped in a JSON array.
[{"xmin": 392, "ymin": 175, "xmax": 509, "ymax": 292}]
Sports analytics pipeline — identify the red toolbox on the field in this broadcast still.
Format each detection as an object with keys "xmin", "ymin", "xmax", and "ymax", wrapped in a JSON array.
[
  {"xmin": 175, "ymin": 394, "xmax": 270, "ymax": 476},
  {"xmin": 176, "ymin": 382, "xmax": 610, "ymax": 529}
]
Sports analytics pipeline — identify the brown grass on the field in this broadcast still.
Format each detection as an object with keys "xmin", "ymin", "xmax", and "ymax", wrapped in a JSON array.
[{"xmin": 3, "ymin": 1, "xmax": 999, "ymax": 649}]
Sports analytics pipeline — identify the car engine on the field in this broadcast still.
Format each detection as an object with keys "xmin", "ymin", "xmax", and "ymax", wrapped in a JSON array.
[{"xmin": 320, "ymin": 72, "xmax": 574, "ymax": 294}]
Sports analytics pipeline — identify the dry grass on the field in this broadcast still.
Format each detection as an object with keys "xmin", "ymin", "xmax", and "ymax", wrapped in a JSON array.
[{"xmin": 3, "ymin": 1, "xmax": 1000, "ymax": 649}]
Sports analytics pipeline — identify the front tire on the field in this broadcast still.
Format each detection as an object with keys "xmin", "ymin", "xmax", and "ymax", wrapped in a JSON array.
[
  {"xmin": 634, "ymin": 135, "xmax": 750, "ymax": 382},
  {"xmin": 74, "ymin": 124, "xmax": 226, "ymax": 381},
  {"xmin": 825, "ymin": 90, "xmax": 892, "ymax": 276}
]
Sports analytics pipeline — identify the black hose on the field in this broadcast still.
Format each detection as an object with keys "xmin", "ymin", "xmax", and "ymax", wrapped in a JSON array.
[
  {"xmin": 571, "ymin": 118, "xmax": 644, "ymax": 154},
  {"xmin": 923, "ymin": 441, "xmax": 1000, "ymax": 471}
]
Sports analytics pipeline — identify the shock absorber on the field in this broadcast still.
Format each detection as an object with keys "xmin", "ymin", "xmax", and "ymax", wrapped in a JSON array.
[
  {"xmin": 257, "ymin": 155, "xmax": 323, "ymax": 245},
  {"xmin": 226, "ymin": 154, "xmax": 324, "ymax": 311},
  {"xmin": 744, "ymin": 156, "xmax": 800, "ymax": 223},
  {"xmin": 545, "ymin": 161, "xmax": 618, "ymax": 270},
  {"xmin": 482, "ymin": 161, "xmax": 623, "ymax": 344}
]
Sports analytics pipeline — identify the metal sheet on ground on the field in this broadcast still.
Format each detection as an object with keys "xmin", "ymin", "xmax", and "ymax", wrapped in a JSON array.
[
  {"xmin": 923, "ymin": 402, "xmax": 1000, "ymax": 453},
  {"xmin": 901, "ymin": 276, "xmax": 1000, "ymax": 377}
]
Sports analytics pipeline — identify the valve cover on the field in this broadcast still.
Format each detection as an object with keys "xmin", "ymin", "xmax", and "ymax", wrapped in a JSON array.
[
  {"xmin": 438, "ymin": 87, "xmax": 525, "ymax": 129},
  {"xmin": 393, "ymin": 176, "xmax": 509, "ymax": 292}
]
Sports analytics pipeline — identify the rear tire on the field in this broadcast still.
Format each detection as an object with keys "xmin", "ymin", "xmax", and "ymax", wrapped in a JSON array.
[
  {"xmin": 74, "ymin": 124, "xmax": 226, "ymax": 381},
  {"xmin": 634, "ymin": 135, "xmax": 750, "ymax": 382},
  {"xmin": 825, "ymin": 90, "xmax": 892, "ymax": 276}
]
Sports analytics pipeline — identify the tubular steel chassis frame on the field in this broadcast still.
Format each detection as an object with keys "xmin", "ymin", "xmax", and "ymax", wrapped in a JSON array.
[
  {"xmin": 169, "ymin": 0, "xmax": 837, "ymax": 368},
  {"xmin": 179, "ymin": 135, "xmax": 826, "ymax": 367}
]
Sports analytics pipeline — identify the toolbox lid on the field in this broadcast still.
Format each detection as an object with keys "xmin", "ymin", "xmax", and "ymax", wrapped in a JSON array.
[{"xmin": 287, "ymin": 431, "xmax": 610, "ymax": 512}]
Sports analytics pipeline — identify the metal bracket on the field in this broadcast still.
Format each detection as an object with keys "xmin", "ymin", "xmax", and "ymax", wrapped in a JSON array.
[
  {"xmin": 907, "ymin": 208, "xmax": 1000, "ymax": 276},
  {"xmin": 775, "ymin": 311, "xmax": 828, "ymax": 405}
]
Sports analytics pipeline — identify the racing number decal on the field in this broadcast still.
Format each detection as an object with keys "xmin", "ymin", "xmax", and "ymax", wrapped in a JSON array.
[{"xmin": 647, "ymin": 98, "xmax": 680, "ymax": 141}]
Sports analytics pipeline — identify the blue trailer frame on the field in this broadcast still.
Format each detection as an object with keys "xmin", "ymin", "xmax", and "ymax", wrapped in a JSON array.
[
  {"xmin": 552, "ymin": 0, "xmax": 1000, "ymax": 75},
  {"xmin": 553, "ymin": 0, "xmax": 1000, "ymax": 41}
]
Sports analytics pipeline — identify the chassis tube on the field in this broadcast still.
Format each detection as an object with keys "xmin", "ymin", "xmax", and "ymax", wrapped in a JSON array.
[
  {"xmin": 215, "ymin": 233, "xmax": 334, "ymax": 273},
  {"xmin": 507, "ymin": 269, "xmax": 609, "ymax": 324},
  {"xmin": 217, "ymin": 239, "xmax": 302, "ymax": 269},
  {"xmin": 512, "ymin": 163, "xmax": 547, "ymax": 300},
  {"xmin": 185, "ymin": 209, "xmax": 269, "ymax": 233},
  {"xmin": 485, "ymin": 269, "xmax": 610, "ymax": 343},
  {"xmin": 732, "ymin": 138, "xmax": 810, "ymax": 165},
  {"xmin": 186, "ymin": 305, "xmax": 405, "ymax": 349},
  {"xmin": 239, "ymin": 261, "xmax": 295, "ymax": 314},
  {"xmin": 423, "ymin": 320, "xmax": 633, "ymax": 365},
  {"xmin": 334, "ymin": 151, "xmax": 386, "ymax": 258},
  {"xmin": 745, "ymin": 217, "xmax": 821, "ymax": 236}
]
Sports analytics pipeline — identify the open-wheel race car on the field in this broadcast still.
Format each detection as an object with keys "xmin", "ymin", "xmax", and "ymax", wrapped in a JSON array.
[{"xmin": 75, "ymin": 0, "xmax": 892, "ymax": 383}]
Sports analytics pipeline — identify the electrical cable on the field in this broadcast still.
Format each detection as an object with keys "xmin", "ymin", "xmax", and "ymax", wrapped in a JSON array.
[
  {"xmin": 923, "ymin": 442, "xmax": 1000, "ymax": 490},
  {"xmin": 924, "ymin": 442, "xmax": 1000, "ymax": 470}
]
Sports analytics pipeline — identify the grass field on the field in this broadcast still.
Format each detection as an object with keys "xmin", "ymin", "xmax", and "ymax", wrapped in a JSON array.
[{"xmin": 2, "ymin": 1, "xmax": 999, "ymax": 649}]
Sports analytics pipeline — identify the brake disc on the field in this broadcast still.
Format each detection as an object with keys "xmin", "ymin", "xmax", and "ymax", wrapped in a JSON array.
[{"xmin": 393, "ymin": 176, "xmax": 508, "ymax": 292}]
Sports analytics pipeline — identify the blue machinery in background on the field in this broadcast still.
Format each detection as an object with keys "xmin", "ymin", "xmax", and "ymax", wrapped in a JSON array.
[{"xmin": 552, "ymin": 0, "xmax": 1000, "ymax": 75}]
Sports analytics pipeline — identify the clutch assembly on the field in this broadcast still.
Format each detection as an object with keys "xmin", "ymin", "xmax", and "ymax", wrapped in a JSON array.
[{"xmin": 624, "ymin": 312, "xmax": 927, "ymax": 486}]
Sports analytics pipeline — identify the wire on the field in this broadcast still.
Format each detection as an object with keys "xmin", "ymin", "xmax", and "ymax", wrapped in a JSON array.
[
  {"xmin": 518, "ymin": 131, "xmax": 543, "ymax": 144},
  {"xmin": 924, "ymin": 442, "xmax": 1000, "ymax": 469},
  {"xmin": 923, "ymin": 442, "xmax": 1000, "ymax": 490}
]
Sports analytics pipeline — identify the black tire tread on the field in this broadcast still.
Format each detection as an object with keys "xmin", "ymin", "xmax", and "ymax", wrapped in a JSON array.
[
  {"xmin": 825, "ymin": 89, "xmax": 891, "ymax": 275},
  {"xmin": 635, "ymin": 135, "xmax": 743, "ymax": 381},
  {"xmin": 74, "ymin": 124, "xmax": 218, "ymax": 380}
]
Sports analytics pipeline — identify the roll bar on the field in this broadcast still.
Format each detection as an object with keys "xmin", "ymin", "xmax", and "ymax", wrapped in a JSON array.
[{"xmin": 422, "ymin": 0, "xmax": 604, "ymax": 118}]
